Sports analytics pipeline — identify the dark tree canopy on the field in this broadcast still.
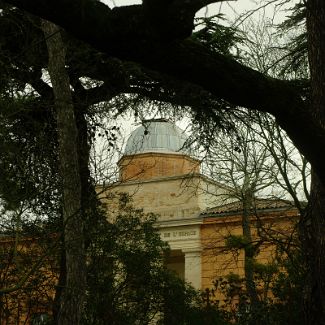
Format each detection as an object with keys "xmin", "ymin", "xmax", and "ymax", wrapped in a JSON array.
[{"xmin": 3, "ymin": 0, "xmax": 324, "ymax": 186}]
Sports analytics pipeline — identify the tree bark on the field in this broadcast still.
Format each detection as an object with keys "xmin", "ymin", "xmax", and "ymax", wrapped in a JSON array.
[
  {"xmin": 300, "ymin": 0, "xmax": 325, "ymax": 323},
  {"xmin": 300, "ymin": 174, "xmax": 325, "ymax": 325},
  {"xmin": 42, "ymin": 21, "xmax": 86, "ymax": 325}
]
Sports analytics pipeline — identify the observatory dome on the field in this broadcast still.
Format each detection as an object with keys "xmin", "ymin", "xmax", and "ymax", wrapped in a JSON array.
[{"xmin": 124, "ymin": 119, "xmax": 190, "ymax": 155}]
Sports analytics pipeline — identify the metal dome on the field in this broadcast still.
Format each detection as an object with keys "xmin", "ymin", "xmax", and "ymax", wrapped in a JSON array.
[{"xmin": 124, "ymin": 119, "xmax": 190, "ymax": 155}]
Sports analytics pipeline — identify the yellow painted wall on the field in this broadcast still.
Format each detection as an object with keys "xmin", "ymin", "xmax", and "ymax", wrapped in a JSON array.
[{"xmin": 201, "ymin": 211, "xmax": 298, "ymax": 291}]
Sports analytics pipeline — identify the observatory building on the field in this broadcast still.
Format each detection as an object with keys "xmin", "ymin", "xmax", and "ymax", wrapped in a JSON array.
[{"xmin": 100, "ymin": 119, "xmax": 298, "ymax": 290}]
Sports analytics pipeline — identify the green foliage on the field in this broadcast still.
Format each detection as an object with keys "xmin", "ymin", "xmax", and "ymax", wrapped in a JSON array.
[
  {"xmin": 184, "ymin": 288, "xmax": 231, "ymax": 325},
  {"xmin": 253, "ymin": 261, "xmax": 278, "ymax": 279},
  {"xmin": 0, "ymin": 95, "xmax": 59, "ymax": 214},
  {"xmin": 225, "ymin": 234, "xmax": 249, "ymax": 250},
  {"xmin": 84, "ymin": 198, "xmax": 190, "ymax": 324},
  {"xmin": 193, "ymin": 15, "xmax": 243, "ymax": 58},
  {"xmin": 269, "ymin": 250, "xmax": 305, "ymax": 324},
  {"xmin": 211, "ymin": 248, "xmax": 305, "ymax": 325},
  {"xmin": 83, "ymin": 196, "xmax": 231, "ymax": 325},
  {"xmin": 277, "ymin": 1, "xmax": 308, "ymax": 78}
]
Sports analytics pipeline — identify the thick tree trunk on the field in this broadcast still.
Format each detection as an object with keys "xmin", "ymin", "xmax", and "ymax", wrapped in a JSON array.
[
  {"xmin": 300, "ymin": 174, "xmax": 325, "ymax": 325},
  {"xmin": 302, "ymin": 0, "xmax": 325, "ymax": 323},
  {"xmin": 42, "ymin": 21, "xmax": 86, "ymax": 325}
]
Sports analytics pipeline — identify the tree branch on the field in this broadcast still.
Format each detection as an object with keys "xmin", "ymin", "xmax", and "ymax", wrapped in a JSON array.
[{"xmin": 3, "ymin": 0, "xmax": 325, "ymax": 186}]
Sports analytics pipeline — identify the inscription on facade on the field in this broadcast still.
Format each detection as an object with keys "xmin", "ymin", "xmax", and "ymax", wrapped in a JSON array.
[{"xmin": 163, "ymin": 230, "xmax": 197, "ymax": 239}]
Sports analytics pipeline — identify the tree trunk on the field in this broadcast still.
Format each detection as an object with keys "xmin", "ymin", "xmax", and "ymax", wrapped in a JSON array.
[
  {"xmin": 42, "ymin": 21, "xmax": 86, "ymax": 325},
  {"xmin": 300, "ymin": 173, "xmax": 325, "ymax": 325},
  {"xmin": 302, "ymin": 1, "xmax": 325, "ymax": 323},
  {"xmin": 242, "ymin": 194, "xmax": 259, "ymax": 314}
]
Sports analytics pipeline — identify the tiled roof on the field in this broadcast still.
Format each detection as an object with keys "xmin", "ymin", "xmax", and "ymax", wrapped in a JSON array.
[{"xmin": 201, "ymin": 198, "xmax": 298, "ymax": 216}]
